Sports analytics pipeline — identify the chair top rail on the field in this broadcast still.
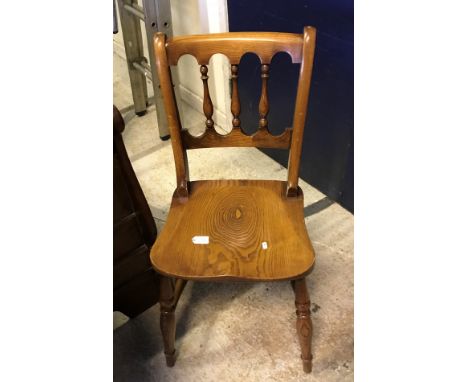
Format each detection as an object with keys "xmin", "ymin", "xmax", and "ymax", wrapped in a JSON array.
[{"xmin": 166, "ymin": 32, "xmax": 304, "ymax": 65}]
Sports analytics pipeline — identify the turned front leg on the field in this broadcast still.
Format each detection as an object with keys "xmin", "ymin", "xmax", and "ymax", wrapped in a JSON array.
[
  {"xmin": 293, "ymin": 278, "xmax": 313, "ymax": 373},
  {"xmin": 160, "ymin": 276, "xmax": 176, "ymax": 367}
]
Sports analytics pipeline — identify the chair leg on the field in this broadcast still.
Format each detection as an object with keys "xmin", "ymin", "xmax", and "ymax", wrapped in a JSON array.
[
  {"xmin": 292, "ymin": 278, "xmax": 313, "ymax": 373},
  {"xmin": 160, "ymin": 276, "xmax": 176, "ymax": 367}
]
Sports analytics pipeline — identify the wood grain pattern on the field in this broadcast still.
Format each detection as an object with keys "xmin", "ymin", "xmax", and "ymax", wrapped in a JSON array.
[
  {"xmin": 181, "ymin": 126, "xmax": 292, "ymax": 149},
  {"xmin": 152, "ymin": 27, "xmax": 318, "ymax": 373},
  {"xmin": 231, "ymin": 64, "xmax": 241, "ymax": 128},
  {"xmin": 165, "ymin": 32, "xmax": 304, "ymax": 65},
  {"xmin": 154, "ymin": 27, "xmax": 316, "ymax": 191},
  {"xmin": 200, "ymin": 65, "xmax": 214, "ymax": 129},
  {"xmin": 150, "ymin": 180, "xmax": 315, "ymax": 281}
]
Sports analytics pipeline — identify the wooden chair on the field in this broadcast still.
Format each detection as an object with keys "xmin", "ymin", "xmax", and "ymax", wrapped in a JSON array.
[{"xmin": 150, "ymin": 26, "xmax": 317, "ymax": 373}]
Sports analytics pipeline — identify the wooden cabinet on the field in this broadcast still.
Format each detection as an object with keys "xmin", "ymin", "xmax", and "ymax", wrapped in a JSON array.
[{"xmin": 113, "ymin": 106, "xmax": 159, "ymax": 317}]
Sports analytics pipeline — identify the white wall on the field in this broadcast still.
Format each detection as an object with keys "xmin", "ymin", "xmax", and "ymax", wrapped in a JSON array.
[
  {"xmin": 113, "ymin": 0, "xmax": 231, "ymax": 132},
  {"xmin": 172, "ymin": 0, "xmax": 231, "ymax": 132}
]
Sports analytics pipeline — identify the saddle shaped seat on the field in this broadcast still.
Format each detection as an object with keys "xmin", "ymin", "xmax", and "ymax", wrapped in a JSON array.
[{"xmin": 151, "ymin": 179, "xmax": 315, "ymax": 281}]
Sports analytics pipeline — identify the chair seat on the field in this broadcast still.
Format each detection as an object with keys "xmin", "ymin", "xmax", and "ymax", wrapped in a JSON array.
[{"xmin": 151, "ymin": 180, "xmax": 315, "ymax": 281}]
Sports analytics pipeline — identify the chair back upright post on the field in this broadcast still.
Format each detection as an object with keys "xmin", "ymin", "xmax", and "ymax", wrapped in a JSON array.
[
  {"xmin": 153, "ymin": 27, "xmax": 317, "ymax": 199},
  {"xmin": 154, "ymin": 33, "xmax": 189, "ymax": 198},
  {"xmin": 287, "ymin": 26, "xmax": 316, "ymax": 196}
]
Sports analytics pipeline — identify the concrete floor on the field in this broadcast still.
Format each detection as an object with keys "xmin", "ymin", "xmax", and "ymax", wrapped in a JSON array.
[{"xmin": 113, "ymin": 52, "xmax": 354, "ymax": 381}]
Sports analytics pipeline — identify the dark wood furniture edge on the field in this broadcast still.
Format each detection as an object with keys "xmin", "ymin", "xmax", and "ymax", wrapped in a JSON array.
[{"xmin": 113, "ymin": 105, "xmax": 160, "ymax": 318}]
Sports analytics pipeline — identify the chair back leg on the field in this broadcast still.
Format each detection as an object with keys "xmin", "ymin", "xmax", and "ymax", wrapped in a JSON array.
[{"xmin": 293, "ymin": 278, "xmax": 313, "ymax": 373}]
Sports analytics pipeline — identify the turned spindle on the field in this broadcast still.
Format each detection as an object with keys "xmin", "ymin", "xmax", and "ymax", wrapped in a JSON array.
[
  {"xmin": 259, "ymin": 64, "xmax": 269, "ymax": 130},
  {"xmin": 231, "ymin": 65, "xmax": 241, "ymax": 128},
  {"xmin": 160, "ymin": 276, "xmax": 176, "ymax": 367},
  {"xmin": 200, "ymin": 65, "xmax": 214, "ymax": 129},
  {"xmin": 293, "ymin": 278, "xmax": 313, "ymax": 373}
]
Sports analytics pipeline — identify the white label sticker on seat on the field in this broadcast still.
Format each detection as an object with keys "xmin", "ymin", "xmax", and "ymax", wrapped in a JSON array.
[{"xmin": 192, "ymin": 236, "xmax": 209, "ymax": 244}]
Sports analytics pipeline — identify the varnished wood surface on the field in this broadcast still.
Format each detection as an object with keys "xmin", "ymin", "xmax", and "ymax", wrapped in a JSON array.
[
  {"xmin": 154, "ymin": 33, "xmax": 189, "ymax": 197},
  {"xmin": 230, "ymin": 64, "xmax": 241, "ymax": 128},
  {"xmin": 159, "ymin": 276, "xmax": 176, "ymax": 366},
  {"xmin": 150, "ymin": 180, "xmax": 315, "ymax": 281},
  {"xmin": 200, "ymin": 65, "xmax": 214, "ymax": 129},
  {"xmin": 152, "ymin": 28, "xmax": 318, "ymax": 372},
  {"xmin": 287, "ymin": 26, "xmax": 317, "ymax": 196},
  {"xmin": 165, "ymin": 32, "xmax": 304, "ymax": 65},
  {"xmin": 182, "ymin": 126, "xmax": 292, "ymax": 149},
  {"xmin": 293, "ymin": 278, "xmax": 313, "ymax": 373},
  {"xmin": 258, "ymin": 64, "xmax": 270, "ymax": 130},
  {"xmin": 153, "ymin": 27, "xmax": 316, "ymax": 194},
  {"xmin": 159, "ymin": 277, "xmax": 187, "ymax": 366}
]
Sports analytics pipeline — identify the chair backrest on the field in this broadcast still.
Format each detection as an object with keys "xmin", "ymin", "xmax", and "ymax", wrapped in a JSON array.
[{"xmin": 153, "ymin": 26, "xmax": 316, "ymax": 198}]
